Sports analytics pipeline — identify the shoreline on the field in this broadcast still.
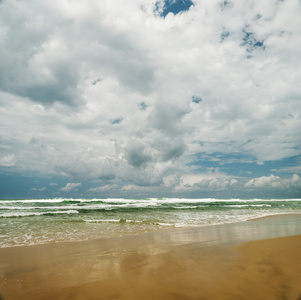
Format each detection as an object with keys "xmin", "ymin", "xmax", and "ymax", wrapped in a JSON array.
[
  {"xmin": 2, "ymin": 212, "xmax": 301, "ymax": 250},
  {"xmin": 1, "ymin": 214, "xmax": 301, "ymax": 299},
  {"xmin": 2, "ymin": 197, "xmax": 301, "ymax": 249}
]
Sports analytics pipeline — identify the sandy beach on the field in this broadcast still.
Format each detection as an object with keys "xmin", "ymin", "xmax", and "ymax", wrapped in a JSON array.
[{"xmin": 0, "ymin": 214, "xmax": 301, "ymax": 300}]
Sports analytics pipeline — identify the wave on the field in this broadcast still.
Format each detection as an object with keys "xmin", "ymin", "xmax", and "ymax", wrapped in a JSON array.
[
  {"xmin": 85, "ymin": 218, "xmax": 162, "ymax": 224},
  {"xmin": 1, "ymin": 198, "xmax": 300, "ymax": 220},
  {"xmin": 2, "ymin": 198, "xmax": 301, "ymax": 209},
  {"xmin": 1, "ymin": 198, "xmax": 301, "ymax": 204},
  {"xmin": 0, "ymin": 210, "xmax": 79, "ymax": 218},
  {"xmin": 84, "ymin": 210, "xmax": 301, "ymax": 227},
  {"xmin": 224, "ymin": 204, "xmax": 272, "ymax": 208}
]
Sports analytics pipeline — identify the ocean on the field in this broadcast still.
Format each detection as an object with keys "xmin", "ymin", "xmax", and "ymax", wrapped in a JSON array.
[{"xmin": 1, "ymin": 198, "xmax": 301, "ymax": 248}]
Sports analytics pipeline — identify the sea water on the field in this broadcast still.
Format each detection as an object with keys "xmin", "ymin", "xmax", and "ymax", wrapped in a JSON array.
[{"xmin": 0, "ymin": 198, "xmax": 301, "ymax": 248}]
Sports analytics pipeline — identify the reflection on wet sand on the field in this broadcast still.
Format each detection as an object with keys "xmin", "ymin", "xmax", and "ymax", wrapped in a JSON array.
[{"xmin": 0, "ymin": 214, "xmax": 301, "ymax": 300}]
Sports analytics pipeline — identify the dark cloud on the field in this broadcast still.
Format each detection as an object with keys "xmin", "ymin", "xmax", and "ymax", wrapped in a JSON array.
[
  {"xmin": 0, "ymin": 1, "xmax": 81, "ymax": 106},
  {"xmin": 150, "ymin": 100, "xmax": 190, "ymax": 135},
  {"xmin": 0, "ymin": 0, "xmax": 154, "ymax": 106},
  {"xmin": 124, "ymin": 142, "xmax": 151, "ymax": 168},
  {"xmin": 84, "ymin": 27, "xmax": 155, "ymax": 95},
  {"xmin": 161, "ymin": 142, "xmax": 186, "ymax": 162},
  {"xmin": 22, "ymin": 80, "xmax": 80, "ymax": 106}
]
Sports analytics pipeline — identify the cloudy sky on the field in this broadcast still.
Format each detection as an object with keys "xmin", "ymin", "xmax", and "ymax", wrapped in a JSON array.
[{"xmin": 0, "ymin": 0, "xmax": 301, "ymax": 199}]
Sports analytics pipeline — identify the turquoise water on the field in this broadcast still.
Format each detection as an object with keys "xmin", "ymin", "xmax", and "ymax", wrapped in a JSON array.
[{"xmin": 0, "ymin": 198, "xmax": 301, "ymax": 248}]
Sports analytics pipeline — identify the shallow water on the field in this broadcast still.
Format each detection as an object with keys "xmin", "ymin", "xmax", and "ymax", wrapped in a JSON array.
[{"xmin": 1, "ymin": 198, "xmax": 301, "ymax": 247}]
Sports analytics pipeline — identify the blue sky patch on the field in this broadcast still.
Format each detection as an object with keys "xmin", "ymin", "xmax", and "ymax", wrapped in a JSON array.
[
  {"xmin": 242, "ymin": 28, "xmax": 265, "ymax": 52},
  {"xmin": 139, "ymin": 101, "xmax": 148, "ymax": 110},
  {"xmin": 192, "ymin": 96, "xmax": 202, "ymax": 103},
  {"xmin": 0, "ymin": 174, "xmax": 69, "ymax": 199},
  {"xmin": 220, "ymin": 30, "xmax": 230, "ymax": 42},
  {"xmin": 110, "ymin": 118, "xmax": 123, "ymax": 124},
  {"xmin": 155, "ymin": 0, "xmax": 194, "ymax": 18},
  {"xmin": 92, "ymin": 78, "xmax": 102, "ymax": 85},
  {"xmin": 253, "ymin": 14, "xmax": 262, "ymax": 21},
  {"xmin": 219, "ymin": 1, "xmax": 233, "ymax": 11},
  {"xmin": 189, "ymin": 153, "xmax": 300, "ymax": 178}
]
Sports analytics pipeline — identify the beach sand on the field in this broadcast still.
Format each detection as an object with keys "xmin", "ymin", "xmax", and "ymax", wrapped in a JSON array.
[{"xmin": 0, "ymin": 214, "xmax": 301, "ymax": 300}]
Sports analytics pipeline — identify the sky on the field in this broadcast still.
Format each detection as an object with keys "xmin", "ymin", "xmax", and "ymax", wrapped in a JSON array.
[{"xmin": 0, "ymin": 0, "xmax": 301, "ymax": 199}]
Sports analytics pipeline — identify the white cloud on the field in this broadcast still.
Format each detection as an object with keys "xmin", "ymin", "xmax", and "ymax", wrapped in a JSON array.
[
  {"xmin": 31, "ymin": 187, "xmax": 46, "ymax": 192},
  {"xmin": 0, "ymin": 0, "xmax": 300, "ymax": 197},
  {"xmin": 88, "ymin": 184, "xmax": 119, "ymax": 192},
  {"xmin": 245, "ymin": 174, "xmax": 301, "ymax": 190},
  {"xmin": 122, "ymin": 185, "xmax": 154, "ymax": 191},
  {"xmin": 0, "ymin": 154, "xmax": 16, "ymax": 167},
  {"xmin": 60, "ymin": 183, "xmax": 82, "ymax": 192},
  {"xmin": 175, "ymin": 169, "xmax": 239, "ymax": 192}
]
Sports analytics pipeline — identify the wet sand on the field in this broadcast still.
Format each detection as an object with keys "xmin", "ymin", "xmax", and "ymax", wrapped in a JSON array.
[{"xmin": 0, "ymin": 214, "xmax": 301, "ymax": 300}]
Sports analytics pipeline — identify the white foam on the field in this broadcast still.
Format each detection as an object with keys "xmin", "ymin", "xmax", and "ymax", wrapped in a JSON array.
[
  {"xmin": 85, "ymin": 219, "xmax": 120, "ymax": 223},
  {"xmin": 1, "ymin": 197, "xmax": 301, "ymax": 206},
  {"xmin": 0, "ymin": 210, "xmax": 79, "ymax": 218},
  {"xmin": 173, "ymin": 206, "xmax": 198, "ymax": 209},
  {"xmin": 225, "ymin": 204, "xmax": 272, "ymax": 208}
]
